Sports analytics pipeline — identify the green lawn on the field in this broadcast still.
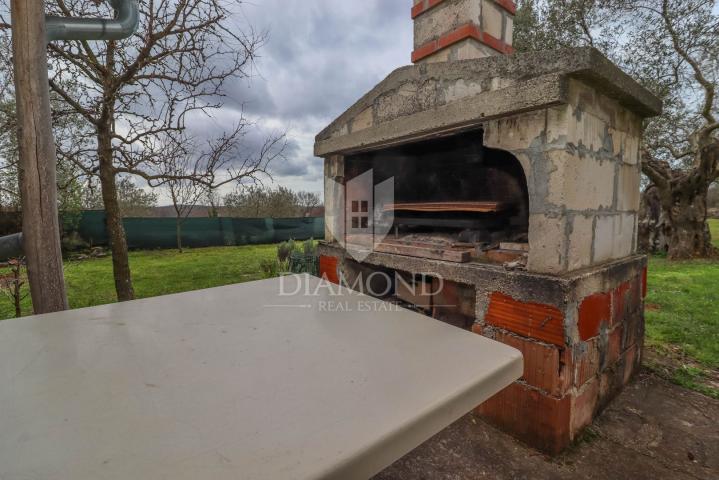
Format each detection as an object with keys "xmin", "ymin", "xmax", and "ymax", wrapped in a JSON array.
[
  {"xmin": 645, "ymin": 256, "xmax": 719, "ymax": 369},
  {"xmin": 1, "ymin": 223, "xmax": 718, "ymax": 394},
  {"xmin": 0, "ymin": 244, "xmax": 277, "ymax": 319},
  {"xmin": 642, "ymin": 219, "xmax": 719, "ymax": 397}
]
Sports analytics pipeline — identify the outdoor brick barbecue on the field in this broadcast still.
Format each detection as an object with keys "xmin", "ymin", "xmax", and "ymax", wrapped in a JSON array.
[{"xmin": 316, "ymin": 0, "xmax": 661, "ymax": 454}]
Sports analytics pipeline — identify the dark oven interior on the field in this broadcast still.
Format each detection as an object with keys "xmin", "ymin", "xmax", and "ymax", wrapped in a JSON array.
[{"xmin": 343, "ymin": 129, "xmax": 530, "ymax": 264}]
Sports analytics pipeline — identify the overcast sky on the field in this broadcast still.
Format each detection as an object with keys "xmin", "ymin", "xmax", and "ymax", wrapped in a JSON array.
[{"xmin": 184, "ymin": 0, "xmax": 413, "ymax": 199}]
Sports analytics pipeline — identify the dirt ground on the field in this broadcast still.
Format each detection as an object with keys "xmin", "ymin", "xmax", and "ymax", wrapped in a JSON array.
[{"xmin": 375, "ymin": 371, "xmax": 718, "ymax": 480}]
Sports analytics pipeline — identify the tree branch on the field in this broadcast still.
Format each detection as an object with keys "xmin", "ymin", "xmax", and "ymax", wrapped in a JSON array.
[{"xmin": 661, "ymin": 0, "xmax": 716, "ymax": 127}]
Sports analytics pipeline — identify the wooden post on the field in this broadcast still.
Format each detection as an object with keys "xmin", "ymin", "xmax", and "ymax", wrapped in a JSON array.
[{"xmin": 11, "ymin": 0, "xmax": 69, "ymax": 313}]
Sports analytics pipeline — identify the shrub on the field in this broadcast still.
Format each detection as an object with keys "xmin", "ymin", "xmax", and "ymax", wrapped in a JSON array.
[
  {"xmin": 260, "ymin": 258, "xmax": 279, "ymax": 278},
  {"xmin": 303, "ymin": 238, "xmax": 316, "ymax": 256},
  {"xmin": 277, "ymin": 241, "xmax": 293, "ymax": 263}
]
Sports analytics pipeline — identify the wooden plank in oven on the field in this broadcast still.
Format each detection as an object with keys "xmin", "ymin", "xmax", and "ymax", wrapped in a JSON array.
[
  {"xmin": 383, "ymin": 201, "xmax": 507, "ymax": 213},
  {"xmin": 393, "ymin": 217, "xmax": 503, "ymax": 229},
  {"xmin": 374, "ymin": 241, "xmax": 473, "ymax": 263},
  {"xmin": 486, "ymin": 249, "xmax": 526, "ymax": 264},
  {"xmin": 499, "ymin": 242, "xmax": 529, "ymax": 252}
]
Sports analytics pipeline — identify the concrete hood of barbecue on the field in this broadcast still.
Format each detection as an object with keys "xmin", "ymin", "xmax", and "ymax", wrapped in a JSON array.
[{"xmin": 314, "ymin": 47, "xmax": 661, "ymax": 157}]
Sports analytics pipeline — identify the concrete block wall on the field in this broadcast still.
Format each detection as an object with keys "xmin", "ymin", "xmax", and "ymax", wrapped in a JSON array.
[
  {"xmin": 483, "ymin": 78, "xmax": 644, "ymax": 274},
  {"xmin": 323, "ymin": 155, "xmax": 344, "ymax": 243},
  {"xmin": 320, "ymin": 77, "xmax": 645, "ymax": 275},
  {"xmin": 412, "ymin": 0, "xmax": 515, "ymax": 63}
]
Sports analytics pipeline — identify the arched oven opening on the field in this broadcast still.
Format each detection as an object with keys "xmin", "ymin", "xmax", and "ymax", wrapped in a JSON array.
[{"xmin": 343, "ymin": 128, "xmax": 529, "ymax": 264}]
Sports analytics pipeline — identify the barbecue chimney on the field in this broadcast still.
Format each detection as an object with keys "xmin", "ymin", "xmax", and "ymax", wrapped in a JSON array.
[
  {"xmin": 316, "ymin": 1, "xmax": 661, "ymax": 455},
  {"xmin": 412, "ymin": 0, "xmax": 515, "ymax": 63}
]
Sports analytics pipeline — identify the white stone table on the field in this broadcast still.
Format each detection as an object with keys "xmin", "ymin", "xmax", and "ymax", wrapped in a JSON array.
[{"xmin": 0, "ymin": 274, "xmax": 522, "ymax": 479}]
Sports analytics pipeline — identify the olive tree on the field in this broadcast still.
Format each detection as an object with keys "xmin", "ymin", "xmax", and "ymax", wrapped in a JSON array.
[{"xmin": 514, "ymin": 0, "xmax": 719, "ymax": 259}]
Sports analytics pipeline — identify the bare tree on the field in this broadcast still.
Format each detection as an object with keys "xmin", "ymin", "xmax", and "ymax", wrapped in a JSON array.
[
  {"xmin": 205, "ymin": 185, "xmax": 221, "ymax": 218},
  {"xmin": 224, "ymin": 185, "xmax": 305, "ymax": 218},
  {"xmin": 224, "ymin": 184, "xmax": 268, "ymax": 217},
  {"xmin": 0, "ymin": 257, "xmax": 27, "ymax": 317},
  {"xmin": 165, "ymin": 127, "xmax": 278, "ymax": 251},
  {"xmin": 82, "ymin": 176, "xmax": 158, "ymax": 216},
  {"xmin": 296, "ymin": 191, "xmax": 321, "ymax": 217},
  {"xmin": 514, "ymin": 0, "xmax": 719, "ymax": 259},
  {"xmin": 34, "ymin": 0, "xmax": 283, "ymax": 301},
  {"xmin": 166, "ymin": 174, "xmax": 203, "ymax": 253}
]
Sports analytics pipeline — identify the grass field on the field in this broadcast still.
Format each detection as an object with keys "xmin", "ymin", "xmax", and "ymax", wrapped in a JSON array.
[
  {"xmin": 644, "ymin": 219, "xmax": 719, "ymax": 367},
  {"xmin": 2, "ymin": 222, "xmax": 718, "ymax": 396},
  {"xmin": 0, "ymin": 244, "xmax": 277, "ymax": 319},
  {"xmin": 642, "ymin": 219, "xmax": 719, "ymax": 397}
]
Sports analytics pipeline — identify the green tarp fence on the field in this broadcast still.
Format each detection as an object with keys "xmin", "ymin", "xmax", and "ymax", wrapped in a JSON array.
[{"xmin": 75, "ymin": 211, "xmax": 324, "ymax": 249}]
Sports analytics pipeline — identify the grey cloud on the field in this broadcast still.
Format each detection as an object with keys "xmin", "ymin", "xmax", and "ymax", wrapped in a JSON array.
[
  {"xmin": 224, "ymin": 1, "xmax": 412, "ymax": 122},
  {"xmin": 189, "ymin": 1, "xmax": 412, "ymax": 191}
]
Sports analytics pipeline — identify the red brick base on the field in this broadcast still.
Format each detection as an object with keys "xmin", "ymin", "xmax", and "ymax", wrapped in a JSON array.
[{"xmin": 475, "ymin": 272, "xmax": 645, "ymax": 454}]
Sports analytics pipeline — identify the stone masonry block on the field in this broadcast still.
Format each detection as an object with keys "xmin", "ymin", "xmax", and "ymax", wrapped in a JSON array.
[
  {"xmin": 350, "ymin": 106, "xmax": 374, "ymax": 133},
  {"xmin": 528, "ymin": 214, "xmax": 566, "ymax": 274},
  {"xmin": 607, "ymin": 127, "xmax": 625, "ymax": 160},
  {"xmin": 546, "ymin": 150, "xmax": 615, "ymax": 211},
  {"xmin": 421, "ymin": 45, "xmax": 452, "ymax": 63},
  {"xmin": 568, "ymin": 78, "xmax": 617, "ymax": 127},
  {"xmin": 443, "ymin": 78, "xmax": 484, "ymax": 103},
  {"xmin": 414, "ymin": 0, "xmax": 481, "ymax": 49},
  {"xmin": 616, "ymin": 163, "xmax": 641, "ymax": 212},
  {"xmin": 504, "ymin": 13, "xmax": 514, "ymax": 45},
  {"xmin": 375, "ymin": 80, "xmax": 439, "ymax": 124},
  {"xmin": 483, "ymin": 109, "xmax": 546, "ymax": 151},
  {"xmin": 623, "ymin": 131, "xmax": 640, "ymax": 165},
  {"xmin": 546, "ymin": 105, "xmax": 569, "ymax": 145},
  {"xmin": 323, "ymin": 156, "xmax": 344, "ymax": 242},
  {"xmin": 613, "ymin": 104, "xmax": 643, "ymax": 137},
  {"xmin": 608, "ymin": 127, "xmax": 641, "ymax": 165},
  {"xmin": 593, "ymin": 214, "xmax": 635, "ymax": 264},
  {"xmin": 567, "ymin": 214, "xmax": 594, "ymax": 271},
  {"xmin": 453, "ymin": 38, "xmax": 497, "ymax": 60},
  {"xmin": 482, "ymin": 0, "xmax": 504, "ymax": 40},
  {"xmin": 566, "ymin": 110, "xmax": 611, "ymax": 154},
  {"xmin": 567, "ymin": 79, "xmax": 643, "ymax": 161}
]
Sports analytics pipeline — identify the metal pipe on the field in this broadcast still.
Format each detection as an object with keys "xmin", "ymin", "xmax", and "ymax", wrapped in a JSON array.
[
  {"xmin": 0, "ymin": 233, "xmax": 24, "ymax": 261},
  {"xmin": 46, "ymin": 0, "xmax": 139, "ymax": 42}
]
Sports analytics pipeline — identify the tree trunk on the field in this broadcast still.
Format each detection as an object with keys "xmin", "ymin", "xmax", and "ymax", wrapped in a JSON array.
[
  {"xmin": 11, "ymin": 0, "xmax": 69, "ymax": 314},
  {"xmin": 638, "ymin": 185, "xmax": 668, "ymax": 253},
  {"xmin": 655, "ymin": 178, "xmax": 717, "ymax": 260},
  {"xmin": 176, "ymin": 217, "xmax": 183, "ymax": 252},
  {"xmin": 98, "ymin": 126, "xmax": 135, "ymax": 301}
]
